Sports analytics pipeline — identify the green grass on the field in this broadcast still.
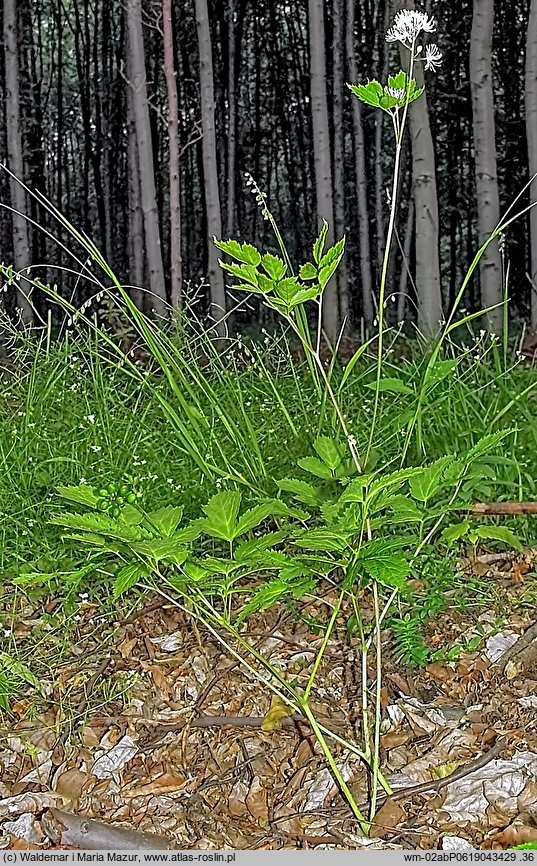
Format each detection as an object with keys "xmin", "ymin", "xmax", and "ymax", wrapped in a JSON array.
[
  {"xmin": 2, "ymin": 323, "xmax": 537, "ymax": 582},
  {"xmin": 2, "ymin": 309, "xmax": 536, "ymax": 833}
]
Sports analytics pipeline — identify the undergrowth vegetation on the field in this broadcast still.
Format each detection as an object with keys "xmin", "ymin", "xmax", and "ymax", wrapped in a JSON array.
[{"xmin": 2, "ymin": 6, "xmax": 537, "ymax": 833}]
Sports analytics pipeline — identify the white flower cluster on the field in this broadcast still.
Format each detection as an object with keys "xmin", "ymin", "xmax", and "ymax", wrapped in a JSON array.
[{"xmin": 385, "ymin": 9, "xmax": 443, "ymax": 72}]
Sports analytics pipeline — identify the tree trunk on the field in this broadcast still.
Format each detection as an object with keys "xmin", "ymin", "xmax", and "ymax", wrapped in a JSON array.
[
  {"xmin": 226, "ymin": 0, "xmax": 237, "ymax": 239},
  {"xmin": 126, "ymin": 0, "xmax": 167, "ymax": 317},
  {"xmin": 308, "ymin": 0, "xmax": 338, "ymax": 343},
  {"xmin": 526, "ymin": 0, "xmax": 537, "ymax": 328},
  {"xmin": 346, "ymin": 0, "xmax": 374, "ymax": 326},
  {"xmin": 397, "ymin": 197, "xmax": 415, "ymax": 323},
  {"xmin": 393, "ymin": 0, "xmax": 442, "ymax": 336},
  {"xmin": 194, "ymin": 0, "xmax": 227, "ymax": 337},
  {"xmin": 374, "ymin": 3, "xmax": 390, "ymax": 282},
  {"xmin": 3, "ymin": 0, "xmax": 33, "ymax": 324},
  {"xmin": 162, "ymin": 0, "xmax": 182, "ymax": 309},
  {"xmin": 332, "ymin": 0, "xmax": 349, "ymax": 327},
  {"xmin": 409, "ymin": 61, "xmax": 442, "ymax": 335},
  {"xmin": 470, "ymin": 0, "xmax": 502, "ymax": 333},
  {"xmin": 126, "ymin": 42, "xmax": 145, "ymax": 311}
]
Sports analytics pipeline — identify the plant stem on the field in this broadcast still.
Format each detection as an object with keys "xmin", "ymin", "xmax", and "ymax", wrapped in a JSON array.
[{"xmin": 298, "ymin": 696, "xmax": 370, "ymax": 834}]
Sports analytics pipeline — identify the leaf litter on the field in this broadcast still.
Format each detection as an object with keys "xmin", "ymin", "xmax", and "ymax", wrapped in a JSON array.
[{"xmin": 1, "ymin": 549, "xmax": 537, "ymax": 850}]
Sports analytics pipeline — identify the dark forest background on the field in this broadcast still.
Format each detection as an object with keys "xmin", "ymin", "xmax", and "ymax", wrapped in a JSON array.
[{"xmin": 0, "ymin": 0, "xmax": 535, "ymax": 341}]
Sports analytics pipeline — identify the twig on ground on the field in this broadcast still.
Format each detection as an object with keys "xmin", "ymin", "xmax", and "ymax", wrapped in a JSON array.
[
  {"xmin": 472, "ymin": 501, "xmax": 537, "ymax": 515},
  {"xmin": 380, "ymin": 736, "xmax": 507, "ymax": 804}
]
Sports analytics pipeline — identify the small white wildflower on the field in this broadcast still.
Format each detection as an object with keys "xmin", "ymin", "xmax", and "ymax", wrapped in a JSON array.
[
  {"xmin": 79, "ymin": 592, "xmax": 89, "ymax": 600},
  {"xmin": 90, "ymin": 444, "xmax": 101, "ymax": 452},
  {"xmin": 3, "ymin": 629, "xmax": 11, "ymax": 638},
  {"xmin": 424, "ymin": 43, "xmax": 443, "ymax": 72},
  {"xmin": 386, "ymin": 10, "xmax": 436, "ymax": 45},
  {"xmin": 386, "ymin": 86, "xmax": 406, "ymax": 100},
  {"xmin": 79, "ymin": 477, "xmax": 87, "ymax": 485},
  {"xmin": 84, "ymin": 414, "xmax": 96, "ymax": 424}
]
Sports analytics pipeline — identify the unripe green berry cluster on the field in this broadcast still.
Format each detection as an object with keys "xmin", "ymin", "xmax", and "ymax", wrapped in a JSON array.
[{"xmin": 93, "ymin": 481, "xmax": 139, "ymax": 518}]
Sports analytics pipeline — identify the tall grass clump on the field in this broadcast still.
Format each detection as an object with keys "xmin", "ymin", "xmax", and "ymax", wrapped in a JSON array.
[{"xmin": 3, "ymin": 7, "xmax": 537, "ymax": 833}]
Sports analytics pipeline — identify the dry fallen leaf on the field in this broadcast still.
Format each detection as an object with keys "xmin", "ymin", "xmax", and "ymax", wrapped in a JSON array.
[
  {"xmin": 491, "ymin": 824, "xmax": 537, "ymax": 847},
  {"xmin": 261, "ymin": 695, "xmax": 293, "ymax": 732},
  {"xmin": 370, "ymin": 799, "xmax": 407, "ymax": 839},
  {"xmin": 245, "ymin": 776, "xmax": 268, "ymax": 821},
  {"xmin": 54, "ymin": 768, "xmax": 90, "ymax": 801}
]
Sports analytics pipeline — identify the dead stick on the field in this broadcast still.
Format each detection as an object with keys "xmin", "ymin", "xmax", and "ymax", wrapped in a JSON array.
[
  {"xmin": 142, "ymin": 712, "xmax": 311, "ymax": 746},
  {"xmin": 381, "ymin": 736, "xmax": 506, "ymax": 804},
  {"xmin": 472, "ymin": 502, "xmax": 537, "ymax": 515}
]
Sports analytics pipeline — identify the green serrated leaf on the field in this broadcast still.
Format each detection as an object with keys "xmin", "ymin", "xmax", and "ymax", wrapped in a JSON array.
[
  {"xmin": 295, "ymin": 529, "xmax": 350, "ymax": 552},
  {"xmin": 366, "ymin": 467, "xmax": 422, "ymax": 501},
  {"xmin": 219, "ymin": 261, "xmax": 259, "ymax": 286},
  {"xmin": 313, "ymin": 221, "xmax": 329, "ymax": 264},
  {"xmin": 201, "ymin": 490, "xmax": 242, "ymax": 541},
  {"xmin": 273, "ymin": 276, "xmax": 301, "ymax": 304},
  {"xmin": 318, "ymin": 238, "xmax": 345, "ymax": 289},
  {"xmin": 475, "ymin": 525, "xmax": 523, "ymax": 551},
  {"xmin": 359, "ymin": 538, "xmax": 410, "ymax": 587},
  {"xmin": 276, "ymin": 478, "xmax": 324, "ymax": 507},
  {"xmin": 235, "ymin": 503, "xmax": 274, "ymax": 537},
  {"xmin": 60, "ymin": 532, "xmax": 106, "ymax": 547},
  {"xmin": 170, "ymin": 523, "xmax": 203, "ymax": 543},
  {"xmin": 409, "ymin": 456, "xmax": 454, "ymax": 502},
  {"xmin": 214, "ymin": 238, "xmax": 245, "ymax": 259},
  {"xmin": 348, "ymin": 80, "xmax": 384, "ymax": 109},
  {"xmin": 113, "ymin": 562, "xmax": 150, "ymax": 598},
  {"xmin": 214, "ymin": 239, "xmax": 261, "ymax": 266},
  {"xmin": 240, "ymin": 243, "xmax": 262, "ymax": 266},
  {"xmin": 200, "ymin": 557, "xmax": 244, "ymax": 576},
  {"xmin": 299, "ymin": 262, "xmax": 317, "ymax": 280},
  {"xmin": 441, "ymin": 520, "xmax": 470, "ymax": 543},
  {"xmin": 182, "ymin": 560, "xmax": 209, "ymax": 581},
  {"xmin": 288, "ymin": 287, "xmax": 322, "ymax": 307},
  {"xmin": 130, "ymin": 538, "xmax": 189, "ymax": 565},
  {"xmin": 51, "ymin": 511, "xmax": 146, "ymax": 541},
  {"xmin": 466, "ymin": 429, "xmax": 516, "ymax": 462},
  {"xmin": 297, "ymin": 456, "xmax": 334, "ymax": 479},
  {"xmin": 146, "ymin": 505, "xmax": 184, "ymax": 537},
  {"xmin": 236, "ymin": 579, "xmax": 291, "ymax": 624},
  {"xmin": 56, "ymin": 484, "xmax": 99, "ymax": 508},
  {"xmin": 235, "ymin": 532, "xmax": 288, "ymax": 562},
  {"xmin": 388, "ymin": 70, "xmax": 407, "ymax": 91},
  {"xmin": 313, "ymin": 436, "xmax": 344, "ymax": 470},
  {"xmin": 262, "ymin": 253, "xmax": 287, "ymax": 281}
]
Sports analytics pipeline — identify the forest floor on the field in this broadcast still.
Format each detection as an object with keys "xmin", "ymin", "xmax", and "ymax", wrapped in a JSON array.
[
  {"xmin": 1, "ymin": 547, "xmax": 537, "ymax": 850},
  {"xmin": 3, "ymin": 328, "xmax": 537, "ymax": 850}
]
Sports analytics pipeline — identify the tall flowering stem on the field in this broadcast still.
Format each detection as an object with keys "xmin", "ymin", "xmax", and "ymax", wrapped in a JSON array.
[{"xmin": 348, "ymin": 9, "xmax": 442, "ymax": 464}]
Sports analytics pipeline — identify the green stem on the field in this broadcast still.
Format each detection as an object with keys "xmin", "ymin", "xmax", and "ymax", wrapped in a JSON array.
[
  {"xmin": 304, "ymin": 589, "xmax": 344, "ymax": 702},
  {"xmin": 298, "ymin": 696, "xmax": 370, "ymax": 834},
  {"xmin": 366, "ymin": 52, "xmax": 417, "ymax": 468}
]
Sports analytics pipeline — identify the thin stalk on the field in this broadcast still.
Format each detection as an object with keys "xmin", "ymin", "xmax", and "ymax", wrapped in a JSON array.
[
  {"xmin": 298, "ymin": 697, "xmax": 370, "ymax": 833},
  {"xmin": 304, "ymin": 588, "xmax": 344, "ymax": 701},
  {"xmin": 366, "ymin": 50, "xmax": 417, "ymax": 467},
  {"xmin": 370, "ymin": 582, "xmax": 383, "ymax": 819}
]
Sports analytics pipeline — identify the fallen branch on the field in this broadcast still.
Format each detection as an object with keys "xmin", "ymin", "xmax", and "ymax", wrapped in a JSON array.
[
  {"xmin": 42, "ymin": 808, "xmax": 177, "ymax": 850},
  {"xmin": 141, "ymin": 713, "xmax": 312, "ymax": 747},
  {"xmin": 381, "ymin": 736, "xmax": 507, "ymax": 804},
  {"xmin": 472, "ymin": 502, "xmax": 537, "ymax": 515}
]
